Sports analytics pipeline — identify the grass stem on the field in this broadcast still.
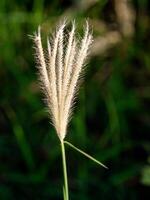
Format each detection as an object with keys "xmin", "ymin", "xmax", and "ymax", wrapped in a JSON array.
[{"xmin": 61, "ymin": 140, "xmax": 69, "ymax": 200}]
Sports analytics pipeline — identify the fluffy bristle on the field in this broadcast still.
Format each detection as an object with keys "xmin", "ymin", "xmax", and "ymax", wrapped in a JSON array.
[{"xmin": 33, "ymin": 21, "xmax": 92, "ymax": 141}]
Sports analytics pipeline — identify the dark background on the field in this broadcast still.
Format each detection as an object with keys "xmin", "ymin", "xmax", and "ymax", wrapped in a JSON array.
[{"xmin": 0, "ymin": 0, "xmax": 150, "ymax": 199}]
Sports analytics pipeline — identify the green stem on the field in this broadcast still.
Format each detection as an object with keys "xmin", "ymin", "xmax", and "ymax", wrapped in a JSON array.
[{"xmin": 61, "ymin": 140, "xmax": 69, "ymax": 200}]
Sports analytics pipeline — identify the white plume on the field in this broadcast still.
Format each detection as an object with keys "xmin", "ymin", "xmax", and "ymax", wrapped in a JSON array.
[{"xmin": 33, "ymin": 21, "xmax": 92, "ymax": 141}]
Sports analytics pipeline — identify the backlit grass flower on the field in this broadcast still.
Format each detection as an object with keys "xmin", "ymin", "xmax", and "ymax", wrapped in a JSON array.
[{"xmin": 33, "ymin": 21, "xmax": 92, "ymax": 142}]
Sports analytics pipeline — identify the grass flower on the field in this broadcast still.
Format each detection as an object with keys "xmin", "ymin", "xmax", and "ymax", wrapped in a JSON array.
[
  {"xmin": 33, "ymin": 20, "xmax": 107, "ymax": 200},
  {"xmin": 34, "ymin": 21, "xmax": 92, "ymax": 141}
]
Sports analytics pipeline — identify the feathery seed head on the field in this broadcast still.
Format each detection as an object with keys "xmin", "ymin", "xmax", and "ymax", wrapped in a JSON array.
[{"xmin": 33, "ymin": 21, "xmax": 92, "ymax": 141}]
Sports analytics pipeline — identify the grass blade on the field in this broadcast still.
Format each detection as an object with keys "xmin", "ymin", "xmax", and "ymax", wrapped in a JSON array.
[{"xmin": 64, "ymin": 141, "xmax": 108, "ymax": 169}]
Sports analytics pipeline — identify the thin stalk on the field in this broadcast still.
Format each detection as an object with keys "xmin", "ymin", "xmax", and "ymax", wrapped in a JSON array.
[{"xmin": 61, "ymin": 140, "xmax": 69, "ymax": 200}]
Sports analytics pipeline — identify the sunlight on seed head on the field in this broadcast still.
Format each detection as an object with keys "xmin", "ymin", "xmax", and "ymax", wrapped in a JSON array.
[{"xmin": 33, "ymin": 20, "xmax": 92, "ymax": 141}]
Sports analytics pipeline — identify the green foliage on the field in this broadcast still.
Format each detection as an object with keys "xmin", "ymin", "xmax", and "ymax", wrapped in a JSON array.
[
  {"xmin": 141, "ymin": 165, "xmax": 150, "ymax": 186},
  {"xmin": 0, "ymin": 0, "xmax": 149, "ymax": 199}
]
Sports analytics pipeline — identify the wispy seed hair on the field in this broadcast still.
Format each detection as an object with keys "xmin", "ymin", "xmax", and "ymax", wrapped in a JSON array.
[{"xmin": 33, "ymin": 21, "xmax": 92, "ymax": 141}]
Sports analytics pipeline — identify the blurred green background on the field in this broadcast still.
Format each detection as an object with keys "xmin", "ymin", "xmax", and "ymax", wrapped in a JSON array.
[{"xmin": 0, "ymin": 0, "xmax": 150, "ymax": 199}]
